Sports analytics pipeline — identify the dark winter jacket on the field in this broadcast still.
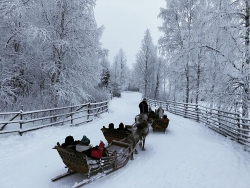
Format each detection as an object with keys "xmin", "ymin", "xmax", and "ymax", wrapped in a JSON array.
[{"xmin": 139, "ymin": 101, "xmax": 149, "ymax": 114}]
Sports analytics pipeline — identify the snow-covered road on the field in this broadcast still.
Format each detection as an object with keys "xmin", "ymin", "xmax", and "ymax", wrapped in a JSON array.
[{"xmin": 0, "ymin": 92, "xmax": 250, "ymax": 188}]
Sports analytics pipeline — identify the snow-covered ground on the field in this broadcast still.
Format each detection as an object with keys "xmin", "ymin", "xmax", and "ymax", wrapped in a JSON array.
[{"xmin": 0, "ymin": 92, "xmax": 250, "ymax": 188}]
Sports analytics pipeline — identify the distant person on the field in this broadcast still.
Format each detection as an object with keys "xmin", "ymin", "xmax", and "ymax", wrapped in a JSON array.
[
  {"xmin": 163, "ymin": 115, "xmax": 168, "ymax": 119},
  {"xmin": 117, "ymin": 122, "xmax": 125, "ymax": 130},
  {"xmin": 155, "ymin": 106, "xmax": 164, "ymax": 119},
  {"xmin": 108, "ymin": 123, "xmax": 114, "ymax": 129},
  {"xmin": 114, "ymin": 122, "xmax": 131, "ymax": 134},
  {"xmin": 139, "ymin": 98, "xmax": 149, "ymax": 114}
]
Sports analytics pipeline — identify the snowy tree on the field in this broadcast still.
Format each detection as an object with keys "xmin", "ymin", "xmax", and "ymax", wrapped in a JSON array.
[
  {"xmin": 128, "ymin": 63, "xmax": 140, "ymax": 92},
  {"xmin": 0, "ymin": 0, "xmax": 39, "ymax": 109},
  {"xmin": 99, "ymin": 54, "xmax": 111, "ymax": 89},
  {"xmin": 154, "ymin": 57, "xmax": 166, "ymax": 100},
  {"xmin": 158, "ymin": 0, "xmax": 202, "ymax": 104},
  {"xmin": 158, "ymin": 0, "xmax": 188, "ymax": 102},
  {"xmin": 0, "ymin": 0, "xmax": 105, "ymax": 110},
  {"xmin": 223, "ymin": 0, "xmax": 250, "ymax": 119},
  {"xmin": 196, "ymin": 0, "xmax": 250, "ymax": 120},
  {"xmin": 158, "ymin": 0, "xmax": 250, "ymax": 127},
  {"xmin": 37, "ymin": 0, "xmax": 104, "ymax": 107},
  {"xmin": 110, "ymin": 48, "xmax": 130, "ymax": 91},
  {"xmin": 99, "ymin": 69, "xmax": 110, "ymax": 88},
  {"xmin": 134, "ymin": 29, "xmax": 157, "ymax": 98},
  {"xmin": 0, "ymin": 56, "xmax": 16, "ymax": 109}
]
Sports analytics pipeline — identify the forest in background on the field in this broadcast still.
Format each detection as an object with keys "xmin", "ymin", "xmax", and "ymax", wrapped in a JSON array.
[
  {"xmin": 0, "ymin": 0, "xmax": 250, "ymax": 120},
  {"xmin": 0, "ymin": 0, "xmax": 108, "ymax": 111},
  {"xmin": 157, "ymin": 0, "xmax": 250, "ymax": 120}
]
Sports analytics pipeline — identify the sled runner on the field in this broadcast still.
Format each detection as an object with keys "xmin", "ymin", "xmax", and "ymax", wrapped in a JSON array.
[{"xmin": 52, "ymin": 137, "xmax": 134, "ymax": 187}]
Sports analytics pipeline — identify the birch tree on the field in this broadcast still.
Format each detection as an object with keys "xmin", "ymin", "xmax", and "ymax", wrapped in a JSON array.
[
  {"xmin": 134, "ymin": 29, "xmax": 157, "ymax": 98},
  {"xmin": 0, "ymin": 0, "xmax": 105, "ymax": 110},
  {"xmin": 110, "ymin": 48, "xmax": 130, "ymax": 91},
  {"xmin": 0, "ymin": 0, "xmax": 39, "ymax": 109},
  {"xmin": 158, "ymin": 0, "xmax": 190, "ymax": 102},
  {"xmin": 231, "ymin": 0, "xmax": 250, "ymax": 119},
  {"xmin": 158, "ymin": 0, "xmax": 250, "ymax": 122},
  {"xmin": 153, "ymin": 57, "xmax": 165, "ymax": 100},
  {"xmin": 38, "ymin": 0, "xmax": 104, "ymax": 107}
]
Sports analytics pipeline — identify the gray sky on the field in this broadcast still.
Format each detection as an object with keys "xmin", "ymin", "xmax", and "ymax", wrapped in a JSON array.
[{"xmin": 94, "ymin": 0, "xmax": 166, "ymax": 68}]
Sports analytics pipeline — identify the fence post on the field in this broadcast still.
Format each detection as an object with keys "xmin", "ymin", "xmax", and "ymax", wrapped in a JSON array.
[
  {"xmin": 166, "ymin": 101, "xmax": 169, "ymax": 111},
  {"xmin": 217, "ymin": 109, "xmax": 221, "ymax": 130},
  {"xmin": 174, "ymin": 101, "xmax": 176, "ymax": 114},
  {"xmin": 236, "ymin": 114, "xmax": 241, "ymax": 143},
  {"xmin": 107, "ymin": 101, "xmax": 109, "ymax": 112},
  {"xmin": 87, "ymin": 103, "xmax": 91, "ymax": 120},
  {"xmin": 50, "ymin": 110, "xmax": 53, "ymax": 123},
  {"xmin": 184, "ymin": 103, "xmax": 187, "ymax": 118},
  {"xmin": 94, "ymin": 101, "xmax": 97, "ymax": 118},
  {"xmin": 204, "ymin": 107, "xmax": 207, "ymax": 126},
  {"xmin": 196, "ymin": 104, "xmax": 199, "ymax": 122},
  {"xmin": 70, "ymin": 107, "xmax": 73, "ymax": 125},
  {"xmin": 19, "ymin": 105, "xmax": 23, "ymax": 136},
  {"xmin": 101, "ymin": 101, "xmax": 104, "ymax": 112}
]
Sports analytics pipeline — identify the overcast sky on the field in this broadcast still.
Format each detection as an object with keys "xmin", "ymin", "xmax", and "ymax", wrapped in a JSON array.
[{"xmin": 94, "ymin": 0, "xmax": 166, "ymax": 68}]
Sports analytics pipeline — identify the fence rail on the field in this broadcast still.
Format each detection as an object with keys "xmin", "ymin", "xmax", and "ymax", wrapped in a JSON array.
[
  {"xmin": 0, "ymin": 101, "xmax": 109, "ymax": 136},
  {"xmin": 147, "ymin": 99, "xmax": 250, "ymax": 149}
]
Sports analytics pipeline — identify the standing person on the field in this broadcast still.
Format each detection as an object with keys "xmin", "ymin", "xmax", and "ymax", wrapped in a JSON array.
[{"xmin": 139, "ymin": 98, "xmax": 149, "ymax": 114}]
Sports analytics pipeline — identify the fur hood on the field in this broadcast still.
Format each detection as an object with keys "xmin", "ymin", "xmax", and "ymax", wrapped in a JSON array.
[{"xmin": 76, "ymin": 145, "xmax": 91, "ymax": 152}]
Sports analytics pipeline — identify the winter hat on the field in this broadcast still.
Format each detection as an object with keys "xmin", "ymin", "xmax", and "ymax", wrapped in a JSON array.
[
  {"xmin": 81, "ymin": 135, "xmax": 90, "ymax": 145},
  {"xmin": 163, "ymin": 115, "xmax": 168, "ymax": 119},
  {"xmin": 65, "ymin": 135, "xmax": 74, "ymax": 145}
]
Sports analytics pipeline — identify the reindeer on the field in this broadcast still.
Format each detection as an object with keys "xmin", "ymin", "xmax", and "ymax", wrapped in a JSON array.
[
  {"xmin": 135, "ymin": 113, "xmax": 148, "ymax": 123},
  {"xmin": 132, "ymin": 119, "xmax": 153, "ymax": 152}
]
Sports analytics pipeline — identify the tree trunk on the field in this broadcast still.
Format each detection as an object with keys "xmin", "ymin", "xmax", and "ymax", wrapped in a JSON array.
[
  {"xmin": 196, "ymin": 52, "xmax": 201, "ymax": 105},
  {"xmin": 242, "ymin": 0, "xmax": 250, "ymax": 138},
  {"xmin": 154, "ymin": 73, "xmax": 160, "ymax": 100}
]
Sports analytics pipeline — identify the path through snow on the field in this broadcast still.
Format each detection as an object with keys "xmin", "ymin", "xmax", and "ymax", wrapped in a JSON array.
[{"xmin": 0, "ymin": 92, "xmax": 250, "ymax": 188}]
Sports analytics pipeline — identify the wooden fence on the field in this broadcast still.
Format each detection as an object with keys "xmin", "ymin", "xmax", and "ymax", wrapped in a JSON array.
[
  {"xmin": 147, "ymin": 99, "xmax": 250, "ymax": 149},
  {"xmin": 0, "ymin": 101, "xmax": 109, "ymax": 136}
]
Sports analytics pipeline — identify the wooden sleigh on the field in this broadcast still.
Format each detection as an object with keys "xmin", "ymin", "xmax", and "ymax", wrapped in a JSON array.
[
  {"xmin": 150, "ymin": 118, "xmax": 169, "ymax": 133},
  {"xmin": 101, "ymin": 126, "xmax": 133, "ymax": 144},
  {"xmin": 52, "ymin": 136, "xmax": 134, "ymax": 186},
  {"xmin": 147, "ymin": 110, "xmax": 170, "ymax": 133},
  {"xmin": 101, "ymin": 125, "xmax": 147, "ymax": 158}
]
